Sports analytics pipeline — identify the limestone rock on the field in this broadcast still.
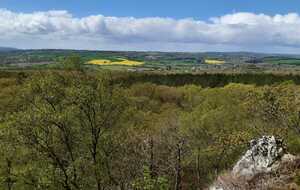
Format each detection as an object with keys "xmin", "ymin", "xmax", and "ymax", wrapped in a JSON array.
[
  {"xmin": 209, "ymin": 136, "xmax": 293, "ymax": 190},
  {"xmin": 232, "ymin": 136, "xmax": 285, "ymax": 180}
]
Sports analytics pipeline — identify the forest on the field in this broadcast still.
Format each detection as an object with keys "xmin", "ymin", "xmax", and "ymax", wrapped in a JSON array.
[{"xmin": 1, "ymin": 57, "xmax": 300, "ymax": 190}]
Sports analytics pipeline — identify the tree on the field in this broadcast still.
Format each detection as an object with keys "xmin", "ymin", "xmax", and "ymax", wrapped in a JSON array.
[
  {"xmin": 62, "ymin": 55, "xmax": 83, "ymax": 71},
  {"xmin": 68, "ymin": 73, "xmax": 129, "ymax": 189},
  {"xmin": 132, "ymin": 166, "xmax": 168, "ymax": 190},
  {"xmin": 11, "ymin": 71, "xmax": 129, "ymax": 190}
]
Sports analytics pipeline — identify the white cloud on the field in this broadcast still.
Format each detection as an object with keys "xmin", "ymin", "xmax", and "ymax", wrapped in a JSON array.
[{"xmin": 1, "ymin": 9, "xmax": 300, "ymax": 53}]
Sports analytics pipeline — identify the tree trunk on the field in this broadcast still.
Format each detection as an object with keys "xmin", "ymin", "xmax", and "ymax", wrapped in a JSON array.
[
  {"xmin": 5, "ymin": 159, "xmax": 14, "ymax": 190},
  {"xmin": 149, "ymin": 137, "xmax": 155, "ymax": 178},
  {"xmin": 196, "ymin": 150, "xmax": 201, "ymax": 187},
  {"xmin": 175, "ymin": 142, "xmax": 182, "ymax": 190}
]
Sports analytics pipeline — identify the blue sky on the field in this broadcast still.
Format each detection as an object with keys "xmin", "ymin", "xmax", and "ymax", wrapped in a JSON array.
[
  {"xmin": 1, "ymin": 0, "xmax": 300, "ymax": 53},
  {"xmin": 1, "ymin": 0, "xmax": 300, "ymax": 19}
]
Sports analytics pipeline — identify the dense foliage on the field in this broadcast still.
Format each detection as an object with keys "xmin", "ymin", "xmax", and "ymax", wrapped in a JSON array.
[
  {"xmin": 1, "ymin": 69, "xmax": 300, "ymax": 190},
  {"xmin": 115, "ymin": 72, "xmax": 300, "ymax": 87}
]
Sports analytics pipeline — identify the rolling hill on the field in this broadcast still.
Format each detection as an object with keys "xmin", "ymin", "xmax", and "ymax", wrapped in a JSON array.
[{"xmin": 0, "ymin": 47, "xmax": 18, "ymax": 51}]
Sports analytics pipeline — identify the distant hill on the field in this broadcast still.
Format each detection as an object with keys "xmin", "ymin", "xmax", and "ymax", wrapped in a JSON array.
[{"xmin": 0, "ymin": 47, "xmax": 18, "ymax": 51}]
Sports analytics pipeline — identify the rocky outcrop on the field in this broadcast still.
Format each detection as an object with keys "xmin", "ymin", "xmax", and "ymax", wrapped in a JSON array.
[
  {"xmin": 232, "ymin": 136, "xmax": 285, "ymax": 180},
  {"xmin": 210, "ymin": 136, "xmax": 300, "ymax": 190}
]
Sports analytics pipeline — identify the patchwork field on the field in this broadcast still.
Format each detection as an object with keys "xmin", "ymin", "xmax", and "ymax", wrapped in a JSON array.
[{"xmin": 87, "ymin": 58, "xmax": 144, "ymax": 66}]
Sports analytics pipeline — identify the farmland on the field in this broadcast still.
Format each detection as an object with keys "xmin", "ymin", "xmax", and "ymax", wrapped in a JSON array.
[
  {"xmin": 87, "ymin": 58, "xmax": 144, "ymax": 66},
  {"xmin": 263, "ymin": 56, "xmax": 300, "ymax": 65},
  {"xmin": 2, "ymin": 49, "xmax": 300, "ymax": 74},
  {"xmin": 205, "ymin": 59, "xmax": 225, "ymax": 64}
]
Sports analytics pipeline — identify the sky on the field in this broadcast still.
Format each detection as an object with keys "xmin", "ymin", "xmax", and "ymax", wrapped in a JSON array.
[{"xmin": 1, "ymin": 0, "xmax": 300, "ymax": 53}]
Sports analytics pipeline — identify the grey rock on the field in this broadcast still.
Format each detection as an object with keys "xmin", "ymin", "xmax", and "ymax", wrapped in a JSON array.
[
  {"xmin": 210, "ymin": 136, "xmax": 287, "ymax": 190},
  {"xmin": 232, "ymin": 136, "xmax": 285, "ymax": 180}
]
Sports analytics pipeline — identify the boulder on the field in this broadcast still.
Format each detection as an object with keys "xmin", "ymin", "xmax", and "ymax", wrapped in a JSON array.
[
  {"xmin": 209, "ymin": 136, "xmax": 299, "ymax": 190},
  {"xmin": 232, "ymin": 136, "xmax": 285, "ymax": 180}
]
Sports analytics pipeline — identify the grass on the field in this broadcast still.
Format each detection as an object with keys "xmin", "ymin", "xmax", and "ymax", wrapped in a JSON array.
[
  {"xmin": 87, "ymin": 58, "xmax": 144, "ymax": 66},
  {"xmin": 205, "ymin": 59, "xmax": 225, "ymax": 65}
]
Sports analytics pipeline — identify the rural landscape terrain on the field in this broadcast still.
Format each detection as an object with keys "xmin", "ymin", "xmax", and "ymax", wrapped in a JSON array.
[
  {"xmin": 3, "ymin": 48, "xmax": 300, "ymax": 73},
  {"xmin": 4, "ymin": 0, "xmax": 300, "ymax": 189},
  {"xmin": 2, "ymin": 46, "xmax": 300, "ymax": 189}
]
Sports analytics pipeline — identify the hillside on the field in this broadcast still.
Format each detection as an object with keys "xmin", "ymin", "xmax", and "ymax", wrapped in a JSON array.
[{"xmin": 2, "ymin": 69, "xmax": 300, "ymax": 189}]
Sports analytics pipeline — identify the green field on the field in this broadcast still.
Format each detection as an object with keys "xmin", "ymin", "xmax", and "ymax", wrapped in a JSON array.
[{"xmin": 263, "ymin": 57, "xmax": 300, "ymax": 65}]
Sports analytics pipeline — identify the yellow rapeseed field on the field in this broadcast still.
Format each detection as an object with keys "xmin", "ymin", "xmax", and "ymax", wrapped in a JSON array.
[
  {"xmin": 87, "ymin": 58, "xmax": 144, "ymax": 66},
  {"xmin": 205, "ymin": 59, "xmax": 225, "ymax": 65}
]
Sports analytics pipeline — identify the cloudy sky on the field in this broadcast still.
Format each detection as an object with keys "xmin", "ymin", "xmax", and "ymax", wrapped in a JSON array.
[{"xmin": 1, "ymin": 0, "xmax": 300, "ymax": 53}]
